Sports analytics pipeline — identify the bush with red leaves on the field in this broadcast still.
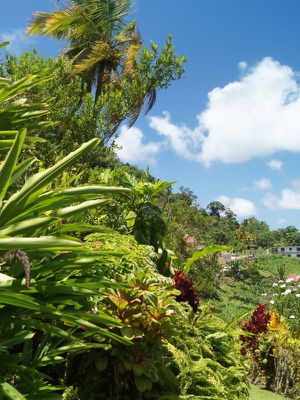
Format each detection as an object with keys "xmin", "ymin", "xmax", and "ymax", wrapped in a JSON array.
[
  {"xmin": 173, "ymin": 270, "xmax": 200, "ymax": 312},
  {"xmin": 240, "ymin": 304, "xmax": 271, "ymax": 356}
]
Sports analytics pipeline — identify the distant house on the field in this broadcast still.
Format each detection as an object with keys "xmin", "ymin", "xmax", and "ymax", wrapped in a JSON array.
[{"xmin": 278, "ymin": 246, "xmax": 300, "ymax": 258}]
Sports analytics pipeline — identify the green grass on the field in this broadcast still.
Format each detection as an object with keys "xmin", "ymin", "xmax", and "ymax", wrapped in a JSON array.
[
  {"xmin": 256, "ymin": 254, "xmax": 300, "ymax": 277},
  {"xmin": 249, "ymin": 385, "xmax": 291, "ymax": 400},
  {"xmin": 210, "ymin": 254, "xmax": 300, "ymax": 322}
]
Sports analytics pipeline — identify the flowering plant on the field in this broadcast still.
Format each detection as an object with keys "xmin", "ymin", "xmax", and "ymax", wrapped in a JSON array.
[
  {"xmin": 173, "ymin": 269, "xmax": 200, "ymax": 312},
  {"xmin": 240, "ymin": 304, "xmax": 271, "ymax": 356},
  {"xmin": 265, "ymin": 275, "xmax": 300, "ymax": 335}
]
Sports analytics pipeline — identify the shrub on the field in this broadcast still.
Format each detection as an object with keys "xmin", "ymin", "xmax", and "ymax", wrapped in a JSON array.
[
  {"xmin": 240, "ymin": 304, "xmax": 271, "ymax": 356},
  {"xmin": 173, "ymin": 269, "xmax": 200, "ymax": 312}
]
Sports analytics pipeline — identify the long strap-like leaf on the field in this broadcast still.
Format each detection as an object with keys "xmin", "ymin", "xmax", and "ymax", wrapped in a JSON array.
[
  {"xmin": 0, "ymin": 383, "xmax": 27, "ymax": 400},
  {"xmin": 0, "ymin": 236, "xmax": 83, "ymax": 250},
  {"xmin": 0, "ymin": 137, "xmax": 99, "ymax": 224},
  {"xmin": 0, "ymin": 129, "xmax": 26, "ymax": 203}
]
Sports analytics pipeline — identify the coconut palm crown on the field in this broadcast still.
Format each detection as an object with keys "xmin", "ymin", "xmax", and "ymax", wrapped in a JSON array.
[{"xmin": 27, "ymin": 0, "xmax": 142, "ymax": 100}]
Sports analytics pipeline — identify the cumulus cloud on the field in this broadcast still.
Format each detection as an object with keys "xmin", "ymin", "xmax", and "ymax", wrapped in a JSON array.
[
  {"xmin": 115, "ymin": 126, "xmax": 161, "ymax": 164},
  {"xmin": 217, "ymin": 195, "xmax": 257, "ymax": 217},
  {"xmin": 0, "ymin": 28, "xmax": 34, "ymax": 55},
  {"xmin": 277, "ymin": 218, "xmax": 287, "ymax": 225},
  {"xmin": 263, "ymin": 189, "xmax": 300, "ymax": 210},
  {"xmin": 267, "ymin": 159, "xmax": 283, "ymax": 170},
  {"xmin": 149, "ymin": 58, "xmax": 300, "ymax": 166},
  {"xmin": 253, "ymin": 178, "xmax": 272, "ymax": 190},
  {"xmin": 148, "ymin": 111, "xmax": 204, "ymax": 161}
]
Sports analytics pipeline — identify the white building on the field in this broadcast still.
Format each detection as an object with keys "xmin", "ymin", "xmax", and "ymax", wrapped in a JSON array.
[{"xmin": 278, "ymin": 246, "xmax": 300, "ymax": 258}]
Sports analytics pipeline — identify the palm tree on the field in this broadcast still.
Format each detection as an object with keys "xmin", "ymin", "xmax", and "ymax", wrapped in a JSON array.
[{"xmin": 27, "ymin": 0, "xmax": 142, "ymax": 101}]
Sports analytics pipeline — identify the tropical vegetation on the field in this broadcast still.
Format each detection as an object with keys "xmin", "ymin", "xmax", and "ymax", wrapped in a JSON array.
[{"xmin": 0, "ymin": 1, "xmax": 299, "ymax": 399}]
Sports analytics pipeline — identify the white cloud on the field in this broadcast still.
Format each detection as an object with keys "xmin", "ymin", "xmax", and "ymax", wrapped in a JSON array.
[
  {"xmin": 263, "ymin": 189, "xmax": 300, "ymax": 210},
  {"xmin": 253, "ymin": 178, "xmax": 272, "ymax": 190},
  {"xmin": 238, "ymin": 61, "xmax": 248, "ymax": 71},
  {"xmin": 0, "ymin": 28, "xmax": 34, "ymax": 55},
  {"xmin": 217, "ymin": 195, "xmax": 257, "ymax": 217},
  {"xmin": 115, "ymin": 126, "xmax": 161, "ymax": 164},
  {"xmin": 267, "ymin": 159, "xmax": 283, "ymax": 170},
  {"xmin": 148, "ymin": 111, "xmax": 203, "ymax": 161},
  {"xmin": 291, "ymin": 179, "xmax": 300, "ymax": 189},
  {"xmin": 277, "ymin": 218, "xmax": 286, "ymax": 225},
  {"xmin": 149, "ymin": 58, "xmax": 300, "ymax": 166}
]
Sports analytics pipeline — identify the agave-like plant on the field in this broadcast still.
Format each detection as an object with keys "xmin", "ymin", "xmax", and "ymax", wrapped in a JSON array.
[{"xmin": 0, "ymin": 76, "xmax": 133, "ymax": 399}]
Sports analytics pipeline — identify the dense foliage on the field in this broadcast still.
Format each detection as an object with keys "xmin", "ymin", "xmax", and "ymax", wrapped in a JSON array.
[
  {"xmin": 240, "ymin": 304, "xmax": 271, "ymax": 356},
  {"xmin": 0, "ymin": 1, "xmax": 299, "ymax": 399}
]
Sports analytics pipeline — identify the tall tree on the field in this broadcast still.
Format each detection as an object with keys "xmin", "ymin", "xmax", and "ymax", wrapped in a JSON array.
[
  {"xmin": 27, "ymin": 0, "xmax": 140, "ymax": 99},
  {"xmin": 27, "ymin": 1, "xmax": 185, "ymax": 133},
  {"xmin": 207, "ymin": 201, "xmax": 226, "ymax": 220},
  {"xmin": 240, "ymin": 217, "xmax": 274, "ymax": 248}
]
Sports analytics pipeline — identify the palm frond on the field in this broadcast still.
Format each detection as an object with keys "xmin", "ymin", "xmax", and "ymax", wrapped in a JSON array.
[
  {"xmin": 0, "ymin": 41, "xmax": 9, "ymax": 49},
  {"xmin": 72, "ymin": 41, "xmax": 120, "ymax": 74},
  {"xmin": 122, "ymin": 42, "xmax": 140, "ymax": 78},
  {"xmin": 71, "ymin": 0, "xmax": 134, "ymax": 31},
  {"xmin": 144, "ymin": 88, "xmax": 157, "ymax": 115},
  {"xmin": 27, "ymin": 8, "xmax": 99, "ymax": 42}
]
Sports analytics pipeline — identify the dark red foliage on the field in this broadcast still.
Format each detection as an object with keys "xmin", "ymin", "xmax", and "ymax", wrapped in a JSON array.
[
  {"xmin": 173, "ymin": 270, "xmax": 200, "ymax": 312},
  {"xmin": 240, "ymin": 304, "xmax": 271, "ymax": 356}
]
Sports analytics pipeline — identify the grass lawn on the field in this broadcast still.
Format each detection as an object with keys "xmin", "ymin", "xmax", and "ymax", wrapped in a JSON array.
[
  {"xmin": 257, "ymin": 254, "xmax": 300, "ymax": 277},
  {"xmin": 249, "ymin": 384, "xmax": 290, "ymax": 400}
]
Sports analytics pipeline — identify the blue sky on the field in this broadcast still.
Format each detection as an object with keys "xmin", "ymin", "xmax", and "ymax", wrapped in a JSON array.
[{"xmin": 2, "ymin": 1, "xmax": 300, "ymax": 228}]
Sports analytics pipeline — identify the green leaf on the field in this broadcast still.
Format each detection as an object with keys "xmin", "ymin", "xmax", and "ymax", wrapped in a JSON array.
[
  {"xmin": 35, "ymin": 282, "xmax": 97, "ymax": 296},
  {"xmin": 19, "ymin": 185, "xmax": 130, "ymax": 219},
  {"xmin": 121, "ymin": 326, "xmax": 135, "ymax": 339},
  {"xmin": 0, "ymin": 236, "xmax": 83, "ymax": 251},
  {"xmin": 0, "ymin": 41, "xmax": 9, "ymax": 49},
  {"xmin": 10, "ymin": 158, "xmax": 37, "ymax": 185},
  {"xmin": 0, "ymin": 290, "xmax": 52, "ymax": 312},
  {"xmin": 0, "ymin": 129, "xmax": 26, "ymax": 202},
  {"xmin": 56, "ymin": 199, "xmax": 108, "ymax": 217},
  {"xmin": 0, "ymin": 75, "xmax": 51, "ymax": 105},
  {"xmin": 0, "ymin": 383, "xmax": 27, "ymax": 400},
  {"xmin": 0, "ymin": 131, "xmax": 18, "ymax": 137},
  {"xmin": 0, "ymin": 140, "xmax": 14, "ymax": 153},
  {"xmin": 51, "ymin": 185, "xmax": 131, "ymax": 196},
  {"xmin": 52, "ymin": 223, "xmax": 111, "ymax": 234},
  {"xmin": 0, "ymin": 217, "xmax": 57, "ymax": 236},
  {"xmin": 224, "ymin": 310, "xmax": 251, "ymax": 331},
  {"xmin": 0, "ymin": 330, "xmax": 35, "ymax": 349},
  {"xmin": 18, "ymin": 319, "xmax": 82, "ymax": 343},
  {"xmin": 37, "ymin": 344, "xmax": 111, "ymax": 366},
  {"xmin": 0, "ymin": 137, "xmax": 99, "ymax": 224},
  {"xmin": 184, "ymin": 245, "xmax": 231, "ymax": 274}
]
